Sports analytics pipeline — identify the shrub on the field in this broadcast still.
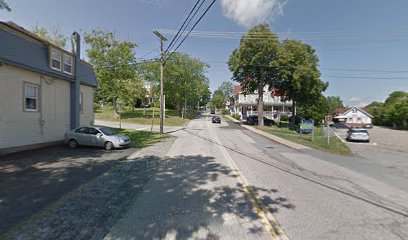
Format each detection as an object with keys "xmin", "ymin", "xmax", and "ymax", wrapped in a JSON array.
[
  {"xmin": 280, "ymin": 114, "xmax": 289, "ymax": 122},
  {"xmin": 232, "ymin": 114, "xmax": 241, "ymax": 120},
  {"xmin": 94, "ymin": 102, "xmax": 101, "ymax": 112},
  {"xmin": 222, "ymin": 109, "xmax": 231, "ymax": 115}
]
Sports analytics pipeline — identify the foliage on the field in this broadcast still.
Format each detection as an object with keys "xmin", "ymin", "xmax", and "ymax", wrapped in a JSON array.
[
  {"xmin": 280, "ymin": 114, "xmax": 289, "ymax": 122},
  {"xmin": 222, "ymin": 109, "xmax": 230, "ymax": 115},
  {"xmin": 325, "ymin": 96, "xmax": 344, "ymax": 115},
  {"xmin": 211, "ymin": 89, "xmax": 226, "ymax": 109},
  {"xmin": 232, "ymin": 114, "xmax": 241, "ymax": 120},
  {"xmin": 84, "ymin": 29, "xmax": 141, "ymax": 116},
  {"xmin": 0, "ymin": 0, "xmax": 10, "ymax": 11},
  {"xmin": 31, "ymin": 25, "xmax": 67, "ymax": 48},
  {"xmin": 138, "ymin": 53, "xmax": 210, "ymax": 115},
  {"xmin": 367, "ymin": 91, "xmax": 408, "ymax": 129},
  {"xmin": 228, "ymin": 24, "xmax": 281, "ymax": 126}
]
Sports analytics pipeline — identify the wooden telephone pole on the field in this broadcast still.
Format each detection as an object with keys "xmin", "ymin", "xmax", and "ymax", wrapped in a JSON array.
[{"xmin": 153, "ymin": 30, "xmax": 167, "ymax": 135}]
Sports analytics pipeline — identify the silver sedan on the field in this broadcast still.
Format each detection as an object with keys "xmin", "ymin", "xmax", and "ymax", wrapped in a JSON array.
[
  {"xmin": 64, "ymin": 126, "xmax": 131, "ymax": 150},
  {"xmin": 346, "ymin": 128, "xmax": 370, "ymax": 143}
]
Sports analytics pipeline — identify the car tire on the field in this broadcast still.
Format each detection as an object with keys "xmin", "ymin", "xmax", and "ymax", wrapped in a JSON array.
[
  {"xmin": 105, "ymin": 141, "xmax": 114, "ymax": 151},
  {"xmin": 68, "ymin": 139, "xmax": 78, "ymax": 149}
]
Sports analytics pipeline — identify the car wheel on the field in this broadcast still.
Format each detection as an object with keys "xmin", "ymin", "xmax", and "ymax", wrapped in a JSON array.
[
  {"xmin": 105, "ymin": 141, "xmax": 114, "ymax": 151},
  {"xmin": 68, "ymin": 139, "xmax": 78, "ymax": 149}
]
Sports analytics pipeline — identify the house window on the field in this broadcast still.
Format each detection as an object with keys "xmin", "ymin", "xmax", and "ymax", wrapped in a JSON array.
[
  {"xmin": 51, "ymin": 48, "xmax": 61, "ymax": 70},
  {"xmin": 79, "ymin": 92, "xmax": 83, "ymax": 114},
  {"xmin": 63, "ymin": 53, "xmax": 73, "ymax": 74},
  {"xmin": 24, "ymin": 83, "xmax": 39, "ymax": 111}
]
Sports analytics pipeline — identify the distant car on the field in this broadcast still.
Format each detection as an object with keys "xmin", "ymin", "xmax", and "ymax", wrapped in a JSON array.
[
  {"xmin": 346, "ymin": 128, "xmax": 370, "ymax": 142},
  {"xmin": 210, "ymin": 109, "xmax": 216, "ymax": 114},
  {"xmin": 212, "ymin": 116, "xmax": 221, "ymax": 123},
  {"xmin": 246, "ymin": 116, "xmax": 275, "ymax": 126},
  {"xmin": 332, "ymin": 122, "xmax": 351, "ymax": 129},
  {"xmin": 64, "ymin": 126, "xmax": 131, "ymax": 150}
]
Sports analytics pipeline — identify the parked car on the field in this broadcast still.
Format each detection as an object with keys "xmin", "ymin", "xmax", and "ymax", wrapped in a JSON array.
[
  {"xmin": 332, "ymin": 122, "xmax": 351, "ymax": 129},
  {"xmin": 346, "ymin": 128, "xmax": 370, "ymax": 142},
  {"xmin": 210, "ymin": 108, "xmax": 216, "ymax": 114},
  {"xmin": 64, "ymin": 126, "xmax": 131, "ymax": 150},
  {"xmin": 246, "ymin": 116, "xmax": 275, "ymax": 126},
  {"xmin": 212, "ymin": 115, "xmax": 221, "ymax": 123}
]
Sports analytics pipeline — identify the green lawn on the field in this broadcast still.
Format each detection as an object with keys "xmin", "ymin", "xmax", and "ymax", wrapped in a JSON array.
[
  {"xmin": 95, "ymin": 106, "xmax": 195, "ymax": 127},
  {"xmin": 256, "ymin": 125, "xmax": 353, "ymax": 156},
  {"xmin": 112, "ymin": 128, "xmax": 167, "ymax": 149}
]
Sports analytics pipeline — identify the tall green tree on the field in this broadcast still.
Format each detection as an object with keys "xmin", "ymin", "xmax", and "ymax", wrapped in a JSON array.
[
  {"xmin": 211, "ymin": 89, "xmax": 226, "ymax": 109},
  {"xmin": 326, "ymin": 96, "xmax": 344, "ymax": 115},
  {"xmin": 276, "ymin": 39, "xmax": 328, "ymax": 118},
  {"xmin": 228, "ymin": 24, "xmax": 281, "ymax": 126},
  {"xmin": 84, "ymin": 30, "xmax": 139, "ymax": 117},
  {"xmin": 0, "ymin": 0, "xmax": 10, "ymax": 11},
  {"xmin": 32, "ymin": 25, "xmax": 67, "ymax": 48},
  {"xmin": 138, "ymin": 52, "xmax": 210, "ymax": 115}
]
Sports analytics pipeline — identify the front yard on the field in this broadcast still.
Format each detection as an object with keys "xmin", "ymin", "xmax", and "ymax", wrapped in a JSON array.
[
  {"xmin": 95, "ymin": 106, "xmax": 195, "ymax": 127},
  {"xmin": 256, "ymin": 125, "xmax": 353, "ymax": 156}
]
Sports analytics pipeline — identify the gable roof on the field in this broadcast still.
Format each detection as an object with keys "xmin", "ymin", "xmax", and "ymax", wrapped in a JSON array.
[
  {"xmin": 234, "ymin": 85, "xmax": 242, "ymax": 94},
  {"xmin": 0, "ymin": 21, "xmax": 97, "ymax": 87},
  {"xmin": 336, "ymin": 106, "xmax": 374, "ymax": 118}
]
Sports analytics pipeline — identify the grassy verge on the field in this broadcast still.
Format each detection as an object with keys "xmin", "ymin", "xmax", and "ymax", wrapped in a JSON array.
[
  {"xmin": 95, "ymin": 106, "xmax": 196, "ymax": 127},
  {"xmin": 113, "ymin": 128, "xmax": 167, "ymax": 149},
  {"xmin": 256, "ymin": 125, "xmax": 353, "ymax": 156}
]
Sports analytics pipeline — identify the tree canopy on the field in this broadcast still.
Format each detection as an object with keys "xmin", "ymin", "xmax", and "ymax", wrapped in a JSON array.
[
  {"xmin": 85, "ymin": 29, "xmax": 142, "ymax": 116},
  {"xmin": 31, "ymin": 25, "xmax": 67, "ymax": 48},
  {"xmin": 367, "ymin": 91, "xmax": 408, "ymax": 129},
  {"xmin": 0, "ymin": 0, "xmax": 10, "ymax": 11},
  {"xmin": 138, "ymin": 52, "xmax": 210, "ymax": 115}
]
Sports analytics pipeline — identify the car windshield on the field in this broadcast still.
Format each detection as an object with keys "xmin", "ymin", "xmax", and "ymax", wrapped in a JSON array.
[{"xmin": 99, "ymin": 127, "xmax": 116, "ymax": 136}]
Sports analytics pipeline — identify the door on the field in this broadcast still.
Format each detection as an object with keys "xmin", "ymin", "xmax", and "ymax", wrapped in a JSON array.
[
  {"xmin": 88, "ymin": 127, "xmax": 104, "ymax": 147},
  {"xmin": 74, "ymin": 127, "xmax": 92, "ymax": 146}
]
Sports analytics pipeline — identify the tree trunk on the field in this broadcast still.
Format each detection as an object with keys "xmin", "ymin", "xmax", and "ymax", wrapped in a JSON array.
[
  {"xmin": 113, "ymin": 98, "xmax": 120, "ymax": 118},
  {"xmin": 258, "ymin": 69, "xmax": 265, "ymax": 127}
]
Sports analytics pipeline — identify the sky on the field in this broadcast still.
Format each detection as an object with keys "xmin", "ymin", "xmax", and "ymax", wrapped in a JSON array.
[{"xmin": 1, "ymin": 0, "xmax": 408, "ymax": 106}]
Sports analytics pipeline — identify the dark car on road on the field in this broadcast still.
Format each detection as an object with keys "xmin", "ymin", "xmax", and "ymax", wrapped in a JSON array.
[
  {"xmin": 212, "ymin": 116, "xmax": 221, "ymax": 123},
  {"xmin": 331, "ymin": 122, "xmax": 351, "ymax": 129},
  {"xmin": 210, "ymin": 108, "xmax": 216, "ymax": 114},
  {"xmin": 246, "ymin": 116, "xmax": 275, "ymax": 126}
]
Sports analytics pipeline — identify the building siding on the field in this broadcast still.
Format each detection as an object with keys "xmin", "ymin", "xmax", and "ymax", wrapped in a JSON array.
[
  {"xmin": 0, "ymin": 64, "xmax": 71, "ymax": 149},
  {"xmin": 80, "ymin": 85, "xmax": 95, "ymax": 126}
]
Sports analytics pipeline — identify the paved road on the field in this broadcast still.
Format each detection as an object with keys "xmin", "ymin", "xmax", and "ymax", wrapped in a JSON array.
[{"xmin": 105, "ymin": 113, "xmax": 408, "ymax": 240}]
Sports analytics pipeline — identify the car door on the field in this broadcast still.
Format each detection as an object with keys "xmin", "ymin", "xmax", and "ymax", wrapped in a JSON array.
[
  {"xmin": 88, "ymin": 127, "xmax": 104, "ymax": 147},
  {"xmin": 74, "ymin": 127, "xmax": 92, "ymax": 146}
]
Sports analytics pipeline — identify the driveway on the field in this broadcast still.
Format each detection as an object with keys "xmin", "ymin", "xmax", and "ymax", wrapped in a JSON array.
[{"xmin": 0, "ymin": 145, "xmax": 135, "ymax": 235}]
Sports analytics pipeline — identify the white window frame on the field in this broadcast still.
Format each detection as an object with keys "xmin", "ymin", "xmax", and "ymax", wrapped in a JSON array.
[
  {"xmin": 24, "ymin": 83, "xmax": 39, "ymax": 112},
  {"xmin": 63, "ymin": 53, "xmax": 73, "ymax": 75},
  {"xmin": 50, "ymin": 48, "xmax": 62, "ymax": 71}
]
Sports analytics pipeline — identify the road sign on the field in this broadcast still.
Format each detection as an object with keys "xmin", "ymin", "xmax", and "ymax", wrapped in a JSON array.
[{"xmin": 300, "ymin": 120, "xmax": 314, "ymax": 134}]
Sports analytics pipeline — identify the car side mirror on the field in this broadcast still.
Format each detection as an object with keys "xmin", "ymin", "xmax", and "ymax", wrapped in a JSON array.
[{"xmin": 96, "ymin": 133, "xmax": 102, "ymax": 138}]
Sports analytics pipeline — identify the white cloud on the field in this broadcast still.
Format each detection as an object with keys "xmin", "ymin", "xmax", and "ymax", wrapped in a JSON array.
[
  {"xmin": 220, "ymin": 0, "xmax": 286, "ymax": 27},
  {"xmin": 346, "ymin": 97, "xmax": 369, "ymax": 107}
]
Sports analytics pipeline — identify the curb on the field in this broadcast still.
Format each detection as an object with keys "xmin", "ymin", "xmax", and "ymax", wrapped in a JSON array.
[{"xmin": 224, "ymin": 115, "xmax": 310, "ymax": 150}]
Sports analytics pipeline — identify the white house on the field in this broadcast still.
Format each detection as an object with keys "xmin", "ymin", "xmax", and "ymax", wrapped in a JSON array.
[
  {"xmin": 0, "ymin": 21, "xmax": 98, "ymax": 154},
  {"xmin": 232, "ymin": 85, "xmax": 293, "ymax": 120},
  {"xmin": 334, "ymin": 106, "xmax": 373, "ymax": 128}
]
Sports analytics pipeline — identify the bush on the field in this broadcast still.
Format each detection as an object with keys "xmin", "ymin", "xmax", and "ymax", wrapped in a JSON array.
[
  {"xmin": 280, "ymin": 114, "xmax": 289, "ymax": 122},
  {"xmin": 94, "ymin": 102, "xmax": 101, "ymax": 112},
  {"xmin": 222, "ymin": 109, "xmax": 231, "ymax": 115},
  {"xmin": 232, "ymin": 114, "xmax": 241, "ymax": 120}
]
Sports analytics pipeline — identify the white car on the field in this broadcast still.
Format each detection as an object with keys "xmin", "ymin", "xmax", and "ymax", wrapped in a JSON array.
[
  {"xmin": 64, "ymin": 126, "xmax": 131, "ymax": 150},
  {"xmin": 346, "ymin": 128, "xmax": 370, "ymax": 143}
]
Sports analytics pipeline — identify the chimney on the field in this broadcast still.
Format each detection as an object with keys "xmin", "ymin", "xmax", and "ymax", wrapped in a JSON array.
[{"xmin": 70, "ymin": 32, "xmax": 81, "ymax": 129}]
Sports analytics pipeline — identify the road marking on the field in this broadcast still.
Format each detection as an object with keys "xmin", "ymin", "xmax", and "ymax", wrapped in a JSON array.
[{"xmin": 210, "ymin": 129, "xmax": 289, "ymax": 240}]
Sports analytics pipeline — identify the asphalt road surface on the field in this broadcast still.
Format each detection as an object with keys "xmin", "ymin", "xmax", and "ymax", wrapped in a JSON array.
[{"xmin": 105, "ymin": 113, "xmax": 408, "ymax": 240}]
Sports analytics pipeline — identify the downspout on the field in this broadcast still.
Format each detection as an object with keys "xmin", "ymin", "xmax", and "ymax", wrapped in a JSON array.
[{"xmin": 70, "ymin": 32, "xmax": 81, "ymax": 129}]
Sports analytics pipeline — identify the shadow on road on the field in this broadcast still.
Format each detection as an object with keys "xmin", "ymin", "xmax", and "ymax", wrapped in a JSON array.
[{"xmin": 107, "ymin": 154, "xmax": 295, "ymax": 240}]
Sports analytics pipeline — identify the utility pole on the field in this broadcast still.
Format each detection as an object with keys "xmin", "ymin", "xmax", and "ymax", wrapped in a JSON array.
[{"xmin": 153, "ymin": 30, "xmax": 167, "ymax": 135}]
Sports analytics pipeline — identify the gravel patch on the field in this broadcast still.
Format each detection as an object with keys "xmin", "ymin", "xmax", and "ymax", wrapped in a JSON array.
[{"xmin": 3, "ymin": 137, "xmax": 175, "ymax": 240}]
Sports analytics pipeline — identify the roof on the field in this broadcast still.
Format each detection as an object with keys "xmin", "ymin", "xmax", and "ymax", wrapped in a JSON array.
[
  {"xmin": 335, "ymin": 106, "xmax": 374, "ymax": 119},
  {"xmin": 234, "ymin": 85, "xmax": 242, "ymax": 94},
  {"xmin": 0, "ymin": 21, "xmax": 97, "ymax": 87}
]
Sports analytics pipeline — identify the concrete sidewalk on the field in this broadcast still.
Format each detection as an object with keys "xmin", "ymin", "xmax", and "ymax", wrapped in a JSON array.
[
  {"xmin": 224, "ymin": 115, "xmax": 310, "ymax": 150},
  {"xmin": 95, "ymin": 120, "xmax": 185, "ymax": 133}
]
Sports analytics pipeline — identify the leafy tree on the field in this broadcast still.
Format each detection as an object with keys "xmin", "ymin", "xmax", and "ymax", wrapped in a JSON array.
[
  {"xmin": 84, "ymin": 30, "xmax": 139, "ymax": 117},
  {"xmin": 276, "ymin": 39, "xmax": 328, "ymax": 118},
  {"xmin": 32, "ymin": 25, "xmax": 67, "ymax": 48},
  {"xmin": 228, "ymin": 24, "xmax": 281, "ymax": 126},
  {"xmin": 0, "ymin": 0, "xmax": 10, "ymax": 11},
  {"xmin": 297, "ymin": 95, "xmax": 330, "ymax": 124},
  {"xmin": 326, "ymin": 96, "xmax": 344, "ymax": 115},
  {"xmin": 218, "ymin": 81, "xmax": 234, "ymax": 102},
  {"xmin": 211, "ymin": 89, "xmax": 226, "ymax": 109},
  {"xmin": 138, "ymin": 52, "xmax": 210, "ymax": 115}
]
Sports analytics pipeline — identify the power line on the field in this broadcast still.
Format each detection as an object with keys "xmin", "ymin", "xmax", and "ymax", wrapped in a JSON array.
[
  {"xmin": 163, "ymin": 0, "xmax": 203, "ymax": 57},
  {"xmin": 321, "ymin": 68, "xmax": 408, "ymax": 73},
  {"xmin": 323, "ymin": 75, "xmax": 408, "ymax": 80},
  {"xmin": 167, "ymin": 0, "xmax": 217, "ymax": 61}
]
